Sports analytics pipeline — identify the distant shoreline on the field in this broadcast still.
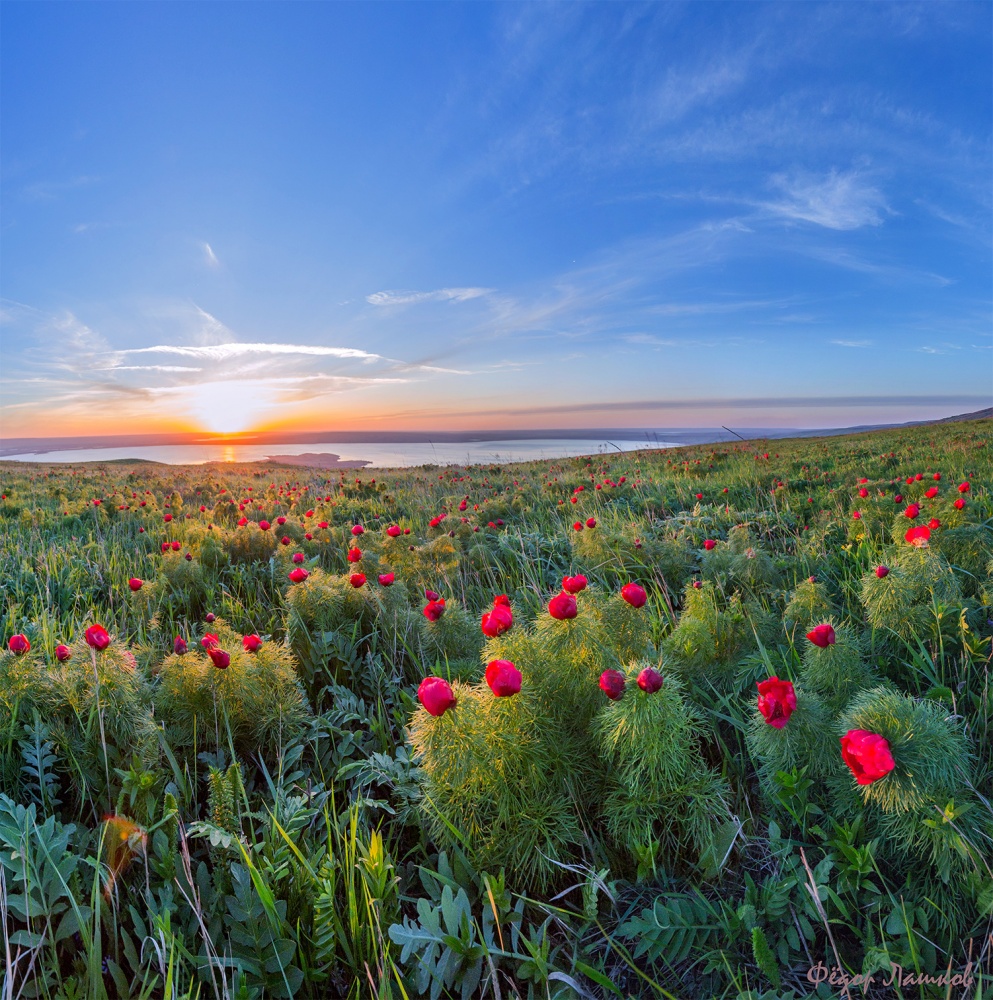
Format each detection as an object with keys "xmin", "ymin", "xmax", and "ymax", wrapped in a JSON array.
[{"xmin": 264, "ymin": 452, "xmax": 372, "ymax": 469}]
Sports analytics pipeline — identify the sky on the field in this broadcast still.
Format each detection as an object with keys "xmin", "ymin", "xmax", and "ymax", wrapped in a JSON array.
[{"xmin": 1, "ymin": 1, "xmax": 991, "ymax": 439}]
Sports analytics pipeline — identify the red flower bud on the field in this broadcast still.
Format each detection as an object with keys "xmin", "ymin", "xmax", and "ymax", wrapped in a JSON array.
[
  {"xmin": 585, "ymin": 517, "xmax": 597, "ymax": 528},
  {"xmin": 562, "ymin": 575, "xmax": 587, "ymax": 594},
  {"xmin": 756, "ymin": 676, "xmax": 796, "ymax": 729},
  {"xmin": 840, "ymin": 729, "xmax": 895, "ymax": 785},
  {"xmin": 349, "ymin": 573, "xmax": 366, "ymax": 588},
  {"xmin": 288, "ymin": 567, "xmax": 309, "ymax": 583},
  {"xmin": 208, "ymin": 648, "xmax": 230, "ymax": 669},
  {"xmin": 292, "ymin": 552, "xmax": 305, "ymax": 564},
  {"xmin": 621, "ymin": 582, "xmax": 647, "ymax": 608},
  {"xmin": 55, "ymin": 643, "xmax": 71, "ymax": 661},
  {"xmin": 957, "ymin": 482, "xmax": 970, "ymax": 493},
  {"xmin": 875, "ymin": 565, "xmax": 889, "ymax": 578},
  {"xmin": 378, "ymin": 572, "xmax": 395, "ymax": 586},
  {"xmin": 205, "ymin": 613, "xmax": 216, "ymax": 623},
  {"xmin": 806, "ymin": 623, "xmax": 836, "ymax": 648},
  {"xmin": 7, "ymin": 634, "xmax": 30, "ymax": 654},
  {"xmin": 352, "ymin": 524, "xmax": 364, "ymax": 535},
  {"xmin": 84, "ymin": 624, "xmax": 111, "ymax": 650},
  {"xmin": 548, "ymin": 592, "xmax": 577, "ymax": 620},
  {"xmin": 173, "ymin": 636, "xmax": 187, "ymax": 655},
  {"xmin": 128, "ymin": 578, "xmax": 143, "ymax": 592},
  {"xmin": 703, "ymin": 539, "xmax": 716, "ymax": 550},
  {"xmin": 242, "ymin": 634, "xmax": 262, "ymax": 652},
  {"xmin": 418, "ymin": 676, "xmax": 456, "ymax": 716},
  {"xmin": 347, "ymin": 547, "xmax": 362, "ymax": 563},
  {"xmin": 386, "ymin": 524, "xmax": 402, "ymax": 537},
  {"xmin": 953, "ymin": 498, "xmax": 965, "ymax": 510},
  {"xmin": 599, "ymin": 669, "xmax": 625, "ymax": 700},
  {"xmin": 637, "ymin": 667, "xmax": 663, "ymax": 694},
  {"xmin": 171, "ymin": 541, "xmax": 181, "ymax": 551},
  {"xmin": 485, "ymin": 659, "xmax": 521, "ymax": 697}
]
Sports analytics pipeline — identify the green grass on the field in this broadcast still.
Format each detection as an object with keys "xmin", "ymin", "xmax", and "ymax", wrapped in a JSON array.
[{"xmin": 1, "ymin": 418, "xmax": 991, "ymax": 999}]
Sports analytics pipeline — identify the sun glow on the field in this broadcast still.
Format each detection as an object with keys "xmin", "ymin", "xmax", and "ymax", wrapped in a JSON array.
[{"xmin": 182, "ymin": 380, "xmax": 279, "ymax": 435}]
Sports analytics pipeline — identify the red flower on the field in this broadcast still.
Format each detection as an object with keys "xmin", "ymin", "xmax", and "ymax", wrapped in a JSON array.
[
  {"xmin": 692, "ymin": 580, "xmax": 703, "ymax": 589},
  {"xmin": 242, "ymin": 634, "xmax": 262, "ymax": 652},
  {"xmin": 481, "ymin": 604, "xmax": 513, "ymax": 637},
  {"xmin": 548, "ymin": 592, "xmax": 577, "ymax": 620},
  {"xmin": 347, "ymin": 547, "xmax": 362, "ymax": 563},
  {"xmin": 423, "ymin": 599, "xmax": 446, "ymax": 622},
  {"xmin": 924, "ymin": 487, "xmax": 938, "ymax": 499},
  {"xmin": 585, "ymin": 517, "xmax": 597, "ymax": 528},
  {"xmin": 852, "ymin": 511, "xmax": 862, "ymax": 520},
  {"xmin": 208, "ymin": 648, "xmax": 231, "ymax": 669},
  {"xmin": 259, "ymin": 520, "xmax": 271, "ymax": 531},
  {"xmin": 205, "ymin": 612, "xmax": 216, "ymax": 623},
  {"xmin": 128, "ymin": 578, "xmax": 143, "ymax": 592},
  {"xmin": 280, "ymin": 536, "xmax": 290, "ymax": 545},
  {"xmin": 756, "ymin": 676, "xmax": 797, "ymax": 729},
  {"xmin": 485, "ymin": 659, "xmax": 521, "ymax": 697},
  {"xmin": 85, "ymin": 624, "xmax": 111, "ymax": 650},
  {"xmin": 562, "ymin": 574, "xmax": 587, "ymax": 594},
  {"xmin": 599, "ymin": 669, "xmax": 625, "ymax": 700},
  {"xmin": 957, "ymin": 482, "xmax": 970, "ymax": 494},
  {"xmin": 573, "ymin": 521, "xmax": 583, "ymax": 531},
  {"xmin": 163, "ymin": 514, "xmax": 172, "ymax": 523},
  {"xmin": 621, "ymin": 583, "xmax": 647, "ymax": 608},
  {"xmin": 386, "ymin": 524, "xmax": 402, "ymax": 537},
  {"xmin": 928, "ymin": 517, "xmax": 941, "ymax": 530},
  {"xmin": 237, "ymin": 517, "xmax": 248, "ymax": 527},
  {"xmin": 200, "ymin": 505, "xmax": 207, "ymax": 512},
  {"xmin": 171, "ymin": 541, "xmax": 181, "ymax": 551},
  {"xmin": 493, "ymin": 594, "xmax": 511, "ymax": 607},
  {"xmin": 933, "ymin": 473, "xmax": 941, "ymax": 481},
  {"xmin": 875, "ymin": 565, "xmax": 889, "ymax": 578},
  {"xmin": 903, "ymin": 504, "xmax": 920, "ymax": 519},
  {"xmin": 349, "ymin": 573, "xmax": 366, "ymax": 588},
  {"xmin": 378, "ymin": 572, "xmax": 395, "ymax": 586},
  {"xmin": 905, "ymin": 525, "xmax": 931, "ymax": 547},
  {"xmin": 417, "ymin": 676, "xmax": 456, "ymax": 716},
  {"xmin": 201, "ymin": 633, "xmax": 220, "ymax": 650},
  {"xmin": 637, "ymin": 667, "xmax": 663, "ymax": 694},
  {"xmin": 55, "ymin": 643, "xmax": 72, "ymax": 661},
  {"xmin": 703, "ymin": 539, "xmax": 716, "ymax": 550},
  {"xmin": 276, "ymin": 516, "xmax": 287, "ymax": 525},
  {"xmin": 840, "ymin": 729, "xmax": 895, "ymax": 785},
  {"xmin": 7, "ymin": 634, "xmax": 30, "ymax": 654},
  {"xmin": 292, "ymin": 552, "xmax": 305, "ymax": 564},
  {"xmin": 161, "ymin": 542, "xmax": 170, "ymax": 553},
  {"xmin": 318, "ymin": 521, "xmax": 329, "ymax": 529},
  {"xmin": 425, "ymin": 589, "xmax": 440, "ymax": 601},
  {"xmin": 858, "ymin": 488, "xmax": 868, "ymax": 498},
  {"xmin": 173, "ymin": 636, "xmax": 187, "ymax": 655},
  {"xmin": 288, "ymin": 567, "xmax": 309, "ymax": 583},
  {"xmin": 352, "ymin": 524, "xmax": 364, "ymax": 536},
  {"xmin": 806, "ymin": 624, "xmax": 836, "ymax": 648},
  {"xmin": 953, "ymin": 498, "xmax": 965, "ymax": 510},
  {"xmin": 695, "ymin": 492, "xmax": 703, "ymax": 500}
]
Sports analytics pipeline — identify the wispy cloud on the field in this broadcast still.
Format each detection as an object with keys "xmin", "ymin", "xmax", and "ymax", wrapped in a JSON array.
[
  {"xmin": 366, "ymin": 287, "xmax": 492, "ymax": 306},
  {"xmin": 118, "ymin": 342, "xmax": 384, "ymax": 362},
  {"xmin": 202, "ymin": 242, "xmax": 219, "ymax": 267},
  {"xmin": 831, "ymin": 339, "xmax": 872, "ymax": 348},
  {"xmin": 97, "ymin": 365, "xmax": 204, "ymax": 372},
  {"xmin": 762, "ymin": 170, "xmax": 888, "ymax": 230}
]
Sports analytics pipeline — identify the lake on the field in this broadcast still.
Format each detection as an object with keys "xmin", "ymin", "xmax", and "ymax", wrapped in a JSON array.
[{"xmin": 0, "ymin": 438, "xmax": 677, "ymax": 468}]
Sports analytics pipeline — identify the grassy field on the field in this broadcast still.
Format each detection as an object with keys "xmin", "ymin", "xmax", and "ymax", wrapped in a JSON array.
[{"xmin": 1, "ymin": 418, "xmax": 991, "ymax": 1000}]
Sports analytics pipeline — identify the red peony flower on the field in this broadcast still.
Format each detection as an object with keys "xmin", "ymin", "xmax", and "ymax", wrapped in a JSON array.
[
  {"xmin": 351, "ymin": 524, "xmax": 364, "ymax": 536},
  {"xmin": 237, "ymin": 517, "xmax": 248, "ymax": 527},
  {"xmin": 903, "ymin": 504, "xmax": 920, "ymax": 519},
  {"xmin": 928, "ymin": 517, "xmax": 941, "ymax": 530},
  {"xmin": 599, "ymin": 669, "xmax": 625, "ymax": 700},
  {"xmin": 875, "ymin": 565, "xmax": 889, "ymax": 578},
  {"xmin": 85, "ymin": 624, "xmax": 111, "ymax": 650},
  {"xmin": 55, "ymin": 643, "xmax": 72, "ymax": 661},
  {"xmin": 7, "ymin": 634, "xmax": 30, "ymax": 654},
  {"xmin": 318, "ymin": 521, "xmax": 329, "ymax": 529},
  {"xmin": 485, "ymin": 659, "xmax": 521, "ymax": 697},
  {"xmin": 621, "ymin": 583, "xmax": 647, "ymax": 608},
  {"xmin": 163, "ymin": 514, "xmax": 172, "ymax": 523},
  {"xmin": 852, "ymin": 511, "xmax": 862, "ymax": 520},
  {"xmin": 806, "ymin": 623, "xmax": 836, "ymax": 648},
  {"xmin": 292, "ymin": 552, "xmax": 305, "ymax": 564},
  {"xmin": 423, "ymin": 599, "xmax": 446, "ymax": 622},
  {"xmin": 905, "ymin": 525, "xmax": 931, "ymax": 547},
  {"xmin": 585, "ymin": 517, "xmax": 597, "ymax": 528},
  {"xmin": 200, "ymin": 505, "xmax": 207, "ymax": 512},
  {"xmin": 840, "ymin": 729, "xmax": 895, "ymax": 785},
  {"xmin": 242, "ymin": 634, "xmax": 262, "ymax": 652},
  {"xmin": 637, "ymin": 667, "xmax": 663, "ymax": 694},
  {"xmin": 548, "ymin": 592, "xmax": 578, "ymax": 620},
  {"xmin": 378, "ymin": 572, "xmax": 395, "ymax": 586},
  {"xmin": 692, "ymin": 580, "xmax": 703, "ymax": 589},
  {"xmin": 208, "ymin": 648, "xmax": 231, "ymax": 669},
  {"xmin": 288, "ymin": 567, "xmax": 309, "ymax": 583},
  {"xmin": 173, "ymin": 636, "xmax": 187, "ymax": 655},
  {"xmin": 703, "ymin": 539, "xmax": 716, "ymax": 550},
  {"xmin": 562, "ymin": 574, "xmax": 587, "ymax": 594},
  {"xmin": 128, "ymin": 578, "xmax": 143, "ymax": 591},
  {"xmin": 481, "ymin": 604, "xmax": 513, "ymax": 638},
  {"xmin": 953, "ymin": 498, "xmax": 965, "ymax": 510},
  {"xmin": 493, "ymin": 594, "xmax": 511, "ymax": 607},
  {"xmin": 201, "ymin": 633, "xmax": 220, "ymax": 650},
  {"xmin": 894, "ymin": 495, "xmax": 903, "ymax": 504},
  {"xmin": 418, "ymin": 676, "xmax": 456, "ymax": 716},
  {"xmin": 259, "ymin": 520, "xmax": 270, "ymax": 531},
  {"xmin": 161, "ymin": 542, "xmax": 170, "ymax": 553},
  {"xmin": 925, "ymin": 487, "xmax": 938, "ymax": 499},
  {"xmin": 277, "ymin": 516, "xmax": 287, "ymax": 525},
  {"xmin": 573, "ymin": 521, "xmax": 583, "ymax": 531},
  {"xmin": 858, "ymin": 488, "xmax": 869, "ymax": 498},
  {"xmin": 386, "ymin": 524, "xmax": 402, "ymax": 537},
  {"xmin": 280, "ymin": 536, "xmax": 290, "ymax": 545},
  {"xmin": 933, "ymin": 473, "xmax": 941, "ymax": 480},
  {"xmin": 957, "ymin": 482, "xmax": 970, "ymax": 494},
  {"xmin": 756, "ymin": 676, "xmax": 797, "ymax": 729},
  {"xmin": 171, "ymin": 541, "xmax": 181, "ymax": 551},
  {"xmin": 349, "ymin": 573, "xmax": 366, "ymax": 588},
  {"xmin": 347, "ymin": 547, "xmax": 362, "ymax": 563}
]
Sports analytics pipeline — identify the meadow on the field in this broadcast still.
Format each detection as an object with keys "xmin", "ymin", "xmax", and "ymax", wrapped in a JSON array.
[{"xmin": 1, "ymin": 419, "xmax": 990, "ymax": 1000}]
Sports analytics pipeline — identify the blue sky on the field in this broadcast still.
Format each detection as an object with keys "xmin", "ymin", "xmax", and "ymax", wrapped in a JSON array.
[{"xmin": 1, "ymin": 1, "xmax": 990, "ymax": 437}]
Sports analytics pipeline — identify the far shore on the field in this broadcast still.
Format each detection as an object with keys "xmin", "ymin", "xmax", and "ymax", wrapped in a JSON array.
[{"xmin": 264, "ymin": 452, "xmax": 372, "ymax": 469}]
